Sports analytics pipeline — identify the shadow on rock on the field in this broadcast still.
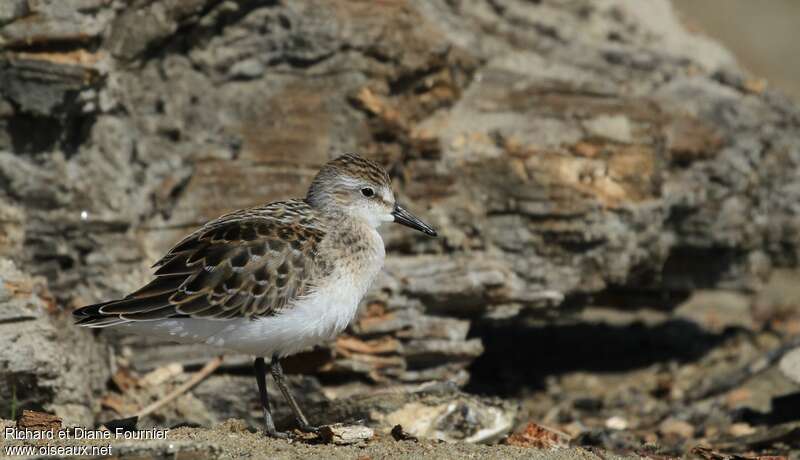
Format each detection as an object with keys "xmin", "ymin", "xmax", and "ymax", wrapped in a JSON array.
[{"xmin": 466, "ymin": 318, "xmax": 731, "ymax": 396}]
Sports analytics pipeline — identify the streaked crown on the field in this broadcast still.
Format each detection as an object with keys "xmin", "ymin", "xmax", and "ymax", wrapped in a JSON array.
[
  {"xmin": 306, "ymin": 153, "xmax": 393, "ymax": 211},
  {"xmin": 325, "ymin": 153, "xmax": 391, "ymax": 187}
]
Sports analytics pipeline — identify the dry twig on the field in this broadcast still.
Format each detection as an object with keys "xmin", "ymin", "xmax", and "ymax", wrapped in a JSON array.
[{"xmin": 134, "ymin": 356, "xmax": 223, "ymax": 418}]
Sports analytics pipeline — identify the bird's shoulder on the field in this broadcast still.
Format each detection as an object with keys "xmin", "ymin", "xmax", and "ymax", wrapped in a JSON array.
[{"xmin": 156, "ymin": 200, "xmax": 325, "ymax": 262}]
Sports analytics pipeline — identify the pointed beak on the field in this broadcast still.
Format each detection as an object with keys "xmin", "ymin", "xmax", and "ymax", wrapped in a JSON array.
[{"xmin": 392, "ymin": 203, "xmax": 437, "ymax": 237}]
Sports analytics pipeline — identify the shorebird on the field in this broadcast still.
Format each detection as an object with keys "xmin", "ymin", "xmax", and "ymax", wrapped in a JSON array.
[{"xmin": 74, "ymin": 153, "xmax": 437, "ymax": 437}]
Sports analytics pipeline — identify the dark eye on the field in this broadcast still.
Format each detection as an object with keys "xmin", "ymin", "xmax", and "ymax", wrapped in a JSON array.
[{"xmin": 360, "ymin": 187, "xmax": 375, "ymax": 197}]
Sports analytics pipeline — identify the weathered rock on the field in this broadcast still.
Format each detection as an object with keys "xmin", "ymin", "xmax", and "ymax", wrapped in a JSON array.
[
  {"xmin": 779, "ymin": 347, "xmax": 800, "ymax": 386},
  {"xmin": 307, "ymin": 382, "xmax": 517, "ymax": 443},
  {"xmin": 317, "ymin": 424, "xmax": 374, "ymax": 445},
  {"xmin": 504, "ymin": 422, "xmax": 570, "ymax": 449},
  {"xmin": 0, "ymin": 260, "xmax": 109, "ymax": 427},
  {"xmin": 711, "ymin": 421, "xmax": 800, "ymax": 452},
  {"xmin": 0, "ymin": 0, "xmax": 113, "ymax": 48},
  {"xmin": 658, "ymin": 417, "xmax": 694, "ymax": 439},
  {"xmin": 0, "ymin": 0, "xmax": 28, "ymax": 27},
  {"xmin": 1, "ymin": 0, "xmax": 800, "ymax": 416}
]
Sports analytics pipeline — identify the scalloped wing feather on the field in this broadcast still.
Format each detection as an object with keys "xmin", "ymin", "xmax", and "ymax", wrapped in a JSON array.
[{"xmin": 75, "ymin": 200, "xmax": 331, "ymax": 325}]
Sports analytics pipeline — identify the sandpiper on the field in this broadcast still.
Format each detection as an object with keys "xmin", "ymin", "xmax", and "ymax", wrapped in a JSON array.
[{"xmin": 74, "ymin": 153, "xmax": 437, "ymax": 437}]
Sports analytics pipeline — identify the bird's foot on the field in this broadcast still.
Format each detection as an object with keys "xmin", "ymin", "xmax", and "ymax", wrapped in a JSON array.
[
  {"xmin": 296, "ymin": 422, "xmax": 321, "ymax": 434},
  {"xmin": 263, "ymin": 429, "xmax": 290, "ymax": 439}
]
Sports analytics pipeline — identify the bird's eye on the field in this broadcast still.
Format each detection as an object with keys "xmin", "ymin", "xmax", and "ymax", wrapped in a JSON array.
[{"xmin": 360, "ymin": 187, "xmax": 375, "ymax": 198}]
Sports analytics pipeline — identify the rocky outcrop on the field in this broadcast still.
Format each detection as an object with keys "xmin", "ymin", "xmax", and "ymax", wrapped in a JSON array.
[
  {"xmin": 1, "ymin": 0, "xmax": 799, "ymax": 406},
  {"xmin": 0, "ymin": 260, "xmax": 108, "ymax": 427}
]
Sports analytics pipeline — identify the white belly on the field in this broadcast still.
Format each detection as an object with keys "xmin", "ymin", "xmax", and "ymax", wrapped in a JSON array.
[{"xmin": 121, "ymin": 245, "xmax": 385, "ymax": 357}]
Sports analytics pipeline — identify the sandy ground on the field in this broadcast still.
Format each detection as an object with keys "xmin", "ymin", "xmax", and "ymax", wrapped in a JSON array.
[{"xmin": 0, "ymin": 419, "xmax": 634, "ymax": 460}]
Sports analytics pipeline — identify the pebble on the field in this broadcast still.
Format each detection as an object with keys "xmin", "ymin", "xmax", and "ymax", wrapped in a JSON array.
[
  {"xmin": 605, "ymin": 416, "xmax": 628, "ymax": 431},
  {"xmin": 658, "ymin": 418, "xmax": 694, "ymax": 438},
  {"xmin": 729, "ymin": 422, "xmax": 757, "ymax": 437}
]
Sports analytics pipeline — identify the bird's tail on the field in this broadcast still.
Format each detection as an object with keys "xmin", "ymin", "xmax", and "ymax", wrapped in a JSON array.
[{"xmin": 73, "ymin": 301, "xmax": 129, "ymax": 328}]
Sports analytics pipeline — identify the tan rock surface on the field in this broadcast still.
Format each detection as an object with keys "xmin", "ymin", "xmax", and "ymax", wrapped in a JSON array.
[{"xmin": 2, "ymin": 1, "xmax": 800, "ymax": 455}]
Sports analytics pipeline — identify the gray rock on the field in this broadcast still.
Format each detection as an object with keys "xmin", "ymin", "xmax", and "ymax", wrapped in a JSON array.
[
  {"xmin": 779, "ymin": 347, "xmax": 800, "ymax": 386},
  {"xmin": 0, "ymin": 260, "xmax": 109, "ymax": 427},
  {"xmin": 0, "ymin": 0, "xmax": 28, "ymax": 26},
  {"xmin": 308, "ymin": 382, "xmax": 517, "ymax": 443},
  {"xmin": 0, "ymin": 0, "xmax": 113, "ymax": 46},
  {"xmin": 228, "ymin": 58, "xmax": 265, "ymax": 79},
  {"xmin": 0, "ymin": 0, "xmax": 799, "ymax": 409}
]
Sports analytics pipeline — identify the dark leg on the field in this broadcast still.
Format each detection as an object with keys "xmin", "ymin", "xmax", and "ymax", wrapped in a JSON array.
[
  {"xmin": 254, "ymin": 357, "xmax": 287, "ymax": 438},
  {"xmin": 270, "ymin": 357, "xmax": 319, "ymax": 433}
]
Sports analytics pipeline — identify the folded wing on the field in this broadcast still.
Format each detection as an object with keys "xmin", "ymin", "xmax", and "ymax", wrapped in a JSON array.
[{"xmin": 74, "ymin": 201, "xmax": 329, "ymax": 326}]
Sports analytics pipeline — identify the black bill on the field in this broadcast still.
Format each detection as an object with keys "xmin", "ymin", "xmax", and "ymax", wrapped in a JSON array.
[{"xmin": 392, "ymin": 204, "xmax": 437, "ymax": 237}]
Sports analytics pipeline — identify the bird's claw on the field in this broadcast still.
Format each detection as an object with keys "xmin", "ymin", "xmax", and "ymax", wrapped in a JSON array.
[
  {"xmin": 297, "ymin": 423, "xmax": 321, "ymax": 434},
  {"xmin": 264, "ymin": 429, "xmax": 290, "ymax": 439}
]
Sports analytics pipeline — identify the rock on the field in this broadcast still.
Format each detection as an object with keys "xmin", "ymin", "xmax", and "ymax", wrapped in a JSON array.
[
  {"xmin": 228, "ymin": 59, "xmax": 265, "ymax": 79},
  {"xmin": 0, "ymin": 0, "xmax": 27, "ymax": 26},
  {"xmin": 0, "ymin": 200, "xmax": 24, "ymax": 257},
  {"xmin": 309, "ymin": 382, "xmax": 516, "ymax": 443},
  {"xmin": 728, "ymin": 423, "xmax": 756, "ymax": 437},
  {"xmin": 0, "ymin": 0, "xmax": 113, "ymax": 47},
  {"xmin": 658, "ymin": 418, "xmax": 694, "ymax": 439},
  {"xmin": 674, "ymin": 290, "xmax": 755, "ymax": 333},
  {"xmin": 582, "ymin": 115, "xmax": 634, "ymax": 144},
  {"xmin": 605, "ymin": 416, "xmax": 628, "ymax": 431},
  {"xmin": 713, "ymin": 421, "xmax": 800, "ymax": 451},
  {"xmin": 317, "ymin": 424, "xmax": 374, "ymax": 445},
  {"xmin": 753, "ymin": 269, "xmax": 800, "ymax": 327},
  {"xmin": 0, "ymin": 260, "xmax": 109, "ymax": 427},
  {"xmin": 779, "ymin": 347, "xmax": 800, "ymax": 385},
  {"xmin": 690, "ymin": 446, "xmax": 739, "ymax": 460},
  {"xmin": 106, "ymin": 0, "xmax": 214, "ymax": 61},
  {"xmin": 504, "ymin": 423, "xmax": 570, "ymax": 449}
]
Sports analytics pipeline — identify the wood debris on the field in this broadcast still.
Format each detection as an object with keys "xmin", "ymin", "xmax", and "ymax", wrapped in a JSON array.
[
  {"xmin": 503, "ymin": 422, "xmax": 569, "ymax": 449},
  {"xmin": 16, "ymin": 410, "xmax": 62, "ymax": 432}
]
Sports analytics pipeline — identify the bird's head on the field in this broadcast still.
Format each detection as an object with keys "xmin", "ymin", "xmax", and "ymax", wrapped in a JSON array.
[{"xmin": 306, "ymin": 153, "xmax": 437, "ymax": 236}]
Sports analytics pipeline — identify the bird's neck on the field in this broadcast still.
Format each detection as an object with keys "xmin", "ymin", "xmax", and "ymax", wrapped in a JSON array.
[
  {"xmin": 323, "ymin": 211, "xmax": 382, "ymax": 253},
  {"xmin": 325, "ymin": 211, "xmax": 375, "ymax": 237},
  {"xmin": 312, "ymin": 201, "xmax": 377, "ymax": 230}
]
